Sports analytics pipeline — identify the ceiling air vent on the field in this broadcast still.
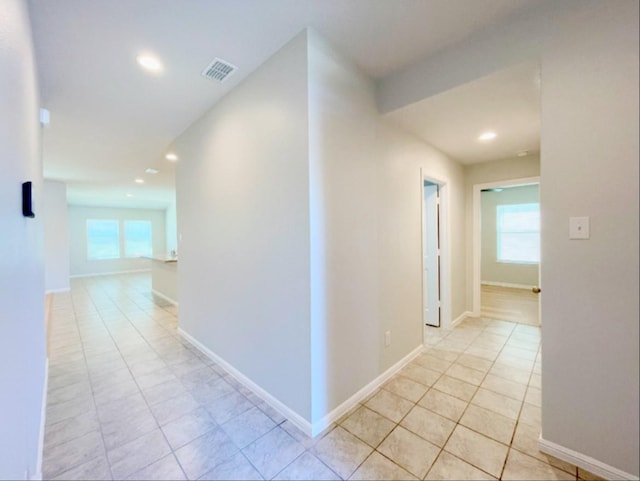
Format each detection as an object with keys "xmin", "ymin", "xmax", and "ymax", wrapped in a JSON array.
[{"xmin": 201, "ymin": 58, "xmax": 237, "ymax": 83}]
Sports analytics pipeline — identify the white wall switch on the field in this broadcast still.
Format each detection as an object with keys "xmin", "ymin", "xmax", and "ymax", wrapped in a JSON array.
[
  {"xmin": 384, "ymin": 331, "xmax": 391, "ymax": 347},
  {"xmin": 569, "ymin": 216, "xmax": 590, "ymax": 239}
]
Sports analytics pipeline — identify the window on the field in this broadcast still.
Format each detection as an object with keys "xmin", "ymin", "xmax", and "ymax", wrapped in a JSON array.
[
  {"xmin": 87, "ymin": 220, "xmax": 120, "ymax": 260},
  {"xmin": 497, "ymin": 203, "xmax": 540, "ymax": 263},
  {"xmin": 124, "ymin": 220, "xmax": 153, "ymax": 258}
]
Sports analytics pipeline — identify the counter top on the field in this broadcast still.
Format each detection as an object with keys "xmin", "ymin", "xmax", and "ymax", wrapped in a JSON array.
[{"xmin": 144, "ymin": 256, "xmax": 178, "ymax": 263}]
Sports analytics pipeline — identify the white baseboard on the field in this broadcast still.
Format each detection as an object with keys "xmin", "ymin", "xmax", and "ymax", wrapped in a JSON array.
[
  {"xmin": 481, "ymin": 281, "xmax": 535, "ymax": 289},
  {"xmin": 32, "ymin": 358, "xmax": 48, "ymax": 480},
  {"xmin": 178, "ymin": 328, "xmax": 425, "ymax": 438},
  {"xmin": 538, "ymin": 436, "xmax": 637, "ymax": 480},
  {"xmin": 151, "ymin": 289, "xmax": 178, "ymax": 307},
  {"xmin": 69, "ymin": 268, "xmax": 151, "ymax": 279},
  {"xmin": 451, "ymin": 310, "xmax": 473, "ymax": 328},
  {"xmin": 178, "ymin": 328, "xmax": 313, "ymax": 436},
  {"xmin": 45, "ymin": 287, "xmax": 70, "ymax": 294},
  {"xmin": 310, "ymin": 344, "xmax": 424, "ymax": 436}
]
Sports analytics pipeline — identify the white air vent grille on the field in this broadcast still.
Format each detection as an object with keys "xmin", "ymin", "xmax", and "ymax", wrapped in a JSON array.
[{"xmin": 201, "ymin": 58, "xmax": 237, "ymax": 83}]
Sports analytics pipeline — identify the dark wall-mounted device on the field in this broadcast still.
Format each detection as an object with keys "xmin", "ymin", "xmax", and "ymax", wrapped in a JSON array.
[{"xmin": 22, "ymin": 181, "xmax": 35, "ymax": 218}]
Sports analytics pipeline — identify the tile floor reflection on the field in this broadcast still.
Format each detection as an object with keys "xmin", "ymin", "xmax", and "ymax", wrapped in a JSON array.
[{"xmin": 43, "ymin": 273, "xmax": 596, "ymax": 480}]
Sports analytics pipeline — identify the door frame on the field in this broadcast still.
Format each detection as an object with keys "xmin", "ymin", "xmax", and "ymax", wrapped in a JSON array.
[
  {"xmin": 420, "ymin": 169, "xmax": 451, "ymax": 331},
  {"xmin": 472, "ymin": 176, "xmax": 540, "ymax": 316}
]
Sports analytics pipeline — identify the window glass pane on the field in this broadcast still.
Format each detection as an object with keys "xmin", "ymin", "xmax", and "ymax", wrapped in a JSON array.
[
  {"xmin": 125, "ymin": 220, "xmax": 152, "ymax": 258},
  {"xmin": 87, "ymin": 220, "xmax": 120, "ymax": 260},
  {"xmin": 497, "ymin": 203, "xmax": 540, "ymax": 263}
]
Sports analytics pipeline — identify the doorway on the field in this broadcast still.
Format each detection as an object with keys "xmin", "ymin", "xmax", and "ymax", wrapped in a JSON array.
[
  {"xmin": 423, "ymin": 181, "xmax": 441, "ymax": 329},
  {"xmin": 472, "ymin": 177, "xmax": 541, "ymax": 325}
]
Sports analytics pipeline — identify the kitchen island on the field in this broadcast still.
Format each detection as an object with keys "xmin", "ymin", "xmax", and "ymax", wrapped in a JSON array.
[{"xmin": 147, "ymin": 257, "xmax": 178, "ymax": 305}]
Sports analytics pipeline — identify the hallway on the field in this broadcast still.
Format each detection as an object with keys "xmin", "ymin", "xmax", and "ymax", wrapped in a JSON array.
[{"xmin": 43, "ymin": 273, "xmax": 589, "ymax": 480}]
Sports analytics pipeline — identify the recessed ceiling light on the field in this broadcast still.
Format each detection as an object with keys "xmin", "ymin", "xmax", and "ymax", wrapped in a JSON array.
[
  {"xmin": 137, "ymin": 54, "xmax": 163, "ymax": 72},
  {"xmin": 134, "ymin": 178, "xmax": 144, "ymax": 184},
  {"xmin": 478, "ymin": 132, "xmax": 497, "ymax": 141},
  {"xmin": 165, "ymin": 153, "xmax": 178, "ymax": 162},
  {"xmin": 145, "ymin": 168, "xmax": 159, "ymax": 174}
]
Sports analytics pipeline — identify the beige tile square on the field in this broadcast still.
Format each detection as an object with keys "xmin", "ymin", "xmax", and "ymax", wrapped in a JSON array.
[
  {"xmin": 446, "ymin": 363, "xmax": 486, "ymax": 386},
  {"xmin": 341, "ymin": 405, "xmax": 395, "ymax": 448},
  {"xmin": 481, "ymin": 374, "xmax": 527, "ymax": 401},
  {"xmin": 350, "ymin": 451, "xmax": 418, "ymax": 480},
  {"xmin": 502, "ymin": 449, "xmax": 575, "ymax": 480},
  {"xmin": 242, "ymin": 427, "xmax": 304, "ymax": 480},
  {"xmin": 471, "ymin": 388, "xmax": 522, "ymax": 420},
  {"xmin": 444, "ymin": 425, "xmax": 508, "ymax": 478},
  {"xmin": 511, "ymin": 422, "xmax": 576, "ymax": 475},
  {"xmin": 427, "ymin": 348, "xmax": 461, "ymax": 362},
  {"xmin": 412, "ymin": 353, "xmax": 453, "ymax": 373},
  {"xmin": 274, "ymin": 452, "xmax": 340, "ymax": 480},
  {"xmin": 489, "ymin": 364, "xmax": 531, "ymax": 385},
  {"xmin": 399, "ymin": 363, "xmax": 441, "ymax": 387},
  {"xmin": 383, "ymin": 375, "xmax": 429, "ymax": 402},
  {"xmin": 529, "ymin": 373, "xmax": 542, "ymax": 389},
  {"xmin": 400, "ymin": 405, "xmax": 455, "ymax": 447},
  {"xmin": 312, "ymin": 426, "xmax": 372, "ymax": 479},
  {"xmin": 419, "ymin": 388, "xmax": 468, "ymax": 422},
  {"xmin": 525, "ymin": 386, "xmax": 542, "ymax": 407},
  {"xmin": 425, "ymin": 451, "xmax": 496, "ymax": 480},
  {"xmin": 456, "ymin": 353, "xmax": 494, "ymax": 372},
  {"xmin": 459, "ymin": 404, "xmax": 516, "ymax": 445},
  {"xmin": 433, "ymin": 375, "xmax": 478, "ymax": 402},
  {"xmin": 519, "ymin": 403, "xmax": 541, "ymax": 427},
  {"xmin": 365, "ymin": 389, "xmax": 414, "ymax": 423},
  {"xmin": 377, "ymin": 426, "xmax": 440, "ymax": 479}
]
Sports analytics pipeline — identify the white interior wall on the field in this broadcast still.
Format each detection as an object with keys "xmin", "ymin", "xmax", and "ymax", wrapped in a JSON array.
[
  {"xmin": 175, "ymin": 32, "xmax": 312, "ymax": 422},
  {"xmin": 43, "ymin": 181, "xmax": 70, "ymax": 292},
  {"xmin": 464, "ymin": 155, "xmax": 540, "ymax": 308},
  {"xmin": 308, "ymin": 30, "xmax": 466, "ymax": 424},
  {"xmin": 165, "ymin": 197, "xmax": 177, "ymax": 257},
  {"xmin": 539, "ymin": 1, "xmax": 639, "ymax": 477},
  {"xmin": 0, "ymin": 0, "xmax": 46, "ymax": 477},
  {"xmin": 68, "ymin": 205, "xmax": 166, "ymax": 277},
  {"xmin": 481, "ymin": 184, "xmax": 539, "ymax": 287}
]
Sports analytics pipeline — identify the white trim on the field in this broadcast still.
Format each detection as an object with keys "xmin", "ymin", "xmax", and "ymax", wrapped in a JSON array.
[
  {"xmin": 33, "ymin": 358, "xmax": 48, "ymax": 481},
  {"xmin": 451, "ymin": 310, "xmax": 473, "ymax": 328},
  {"xmin": 310, "ymin": 344, "xmax": 424, "ymax": 436},
  {"xmin": 178, "ymin": 328, "xmax": 313, "ymax": 436},
  {"xmin": 178, "ymin": 328, "xmax": 425, "ymax": 438},
  {"xmin": 151, "ymin": 289, "xmax": 178, "ymax": 307},
  {"xmin": 538, "ymin": 436, "xmax": 637, "ymax": 481},
  {"xmin": 472, "ymin": 176, "xmax": 540, "ymax": 316},
  {"xmin": 481, "ymin": 281, "xmax": 536, "ymax": 290},
  {"xmin": 69, "ymin": 268, "xmax": 151, "ymax": 279},
  {"xmin": 45, "ymin": 287, "xmax": 70, "ymax": 294},
  {"xmin": 420, "ymin": 170, "xmax": 451, "ymax": 329}
]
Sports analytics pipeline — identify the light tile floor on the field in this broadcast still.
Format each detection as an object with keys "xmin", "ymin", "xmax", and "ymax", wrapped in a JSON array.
[{"xmin": 43, "ymin": 273, "xmax": 598, "ymax": 480}]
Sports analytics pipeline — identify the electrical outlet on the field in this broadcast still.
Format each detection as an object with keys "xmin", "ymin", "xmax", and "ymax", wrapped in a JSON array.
[{"xmin": 385, "ymin": 331, "xmax": 391, "ymax": 347}]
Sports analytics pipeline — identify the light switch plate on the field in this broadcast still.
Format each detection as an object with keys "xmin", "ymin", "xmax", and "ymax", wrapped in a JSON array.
[{"xmin": 569, "ymin": 216, "xmax": 590, "ymax": 239}]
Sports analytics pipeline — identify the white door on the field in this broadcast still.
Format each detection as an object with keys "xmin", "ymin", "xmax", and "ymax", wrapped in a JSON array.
[{"xmin": 423, "ymin": 182, "xmax": 441, "ymax": 327}]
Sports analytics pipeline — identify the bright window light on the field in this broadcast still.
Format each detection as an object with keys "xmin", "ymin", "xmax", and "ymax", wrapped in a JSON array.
[
  {"xmin": 497, "ymin": 203, "xmax": 540, "ymax": 263},
  {"xmin": 87, "ymin": 220, "xmax": 120, "ymax": 260},
  {"xmin": 124, "ymin": 220, "xmax": 153, "ymax": 258}
]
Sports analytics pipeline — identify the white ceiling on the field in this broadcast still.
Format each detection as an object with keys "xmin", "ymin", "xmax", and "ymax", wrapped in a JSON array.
[
  {"xmin": 385, "ymin": 62, "xmax": 541, "ymax": 164},
  {"xmin": 28, "ymin": 0, "xmax": 536, "ymax": 208}
]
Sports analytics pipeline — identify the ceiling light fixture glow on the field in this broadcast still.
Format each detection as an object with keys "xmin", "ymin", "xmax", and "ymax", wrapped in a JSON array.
[
  {"xmin": 165, "ymin": 153, "xmax": 178, "ymax": 162},
  {"xmin": 145, "ymin": 168, "xmax": 159, "ymax": 174},
  {"xmin": 137, "ymin": 54, "xmax": 163, "ymax": 72},
  {"xmin": 478, "ymin": 132, "xmax": 497, "ymax": 141},
  {"xmin": 134, "ymin": 178, "xmax": 144, "ymax": 184}
]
